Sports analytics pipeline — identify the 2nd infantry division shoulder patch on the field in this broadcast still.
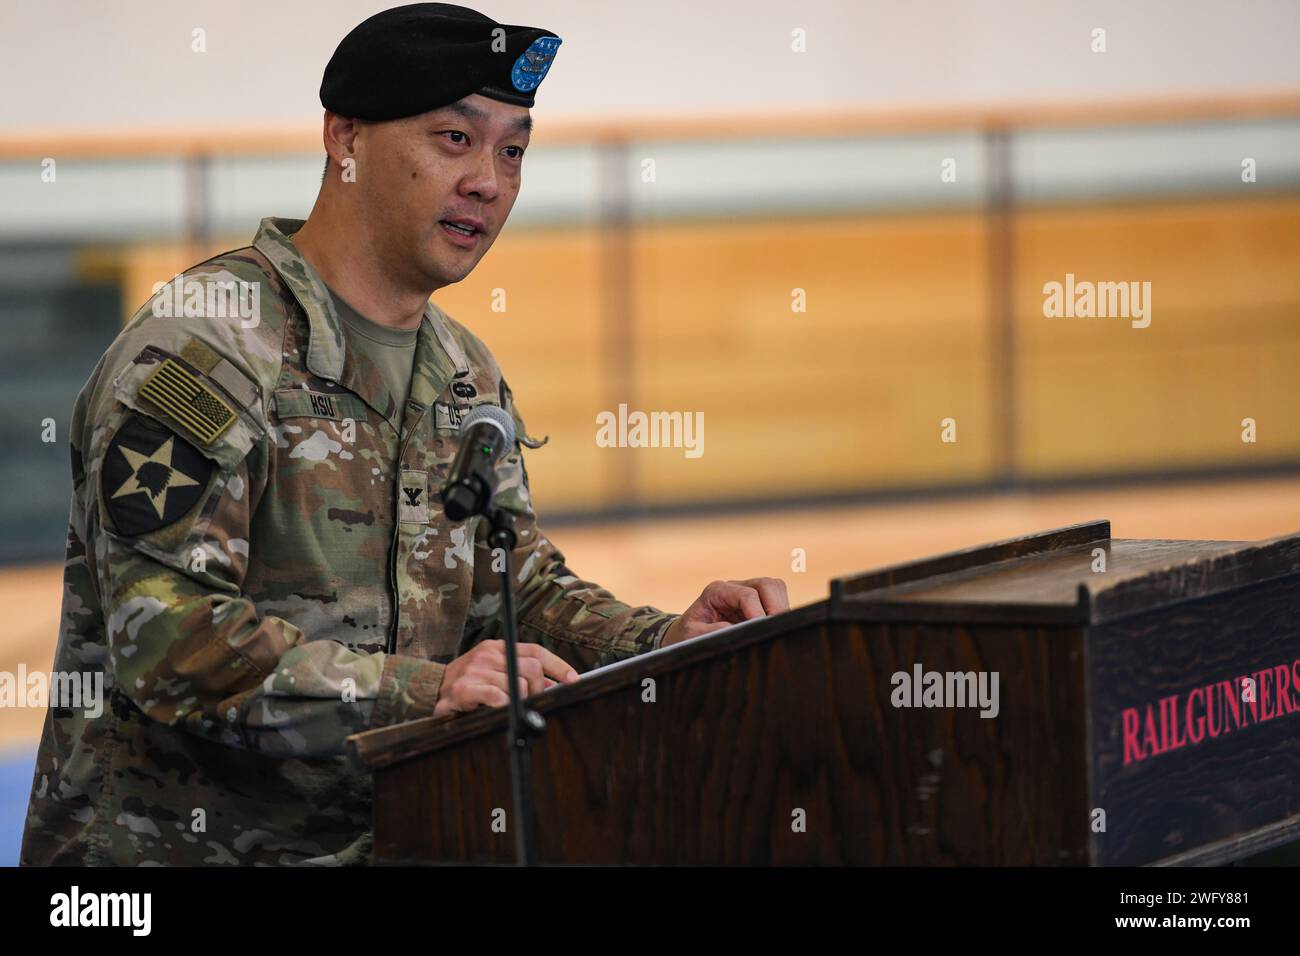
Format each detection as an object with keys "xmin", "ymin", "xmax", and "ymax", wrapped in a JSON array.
[
  {"xmin": 138, "ymin": 357, "xmax": 236, "ymax": 446},
  {"xmin": 102, "ymin": 414, "xmax": 215, "ymax": 536}
]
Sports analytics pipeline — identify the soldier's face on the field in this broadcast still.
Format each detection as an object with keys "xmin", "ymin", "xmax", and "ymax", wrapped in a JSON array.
[{"xmin": 358, "ymin": 95, "xmax": 531, "ymax": 288}]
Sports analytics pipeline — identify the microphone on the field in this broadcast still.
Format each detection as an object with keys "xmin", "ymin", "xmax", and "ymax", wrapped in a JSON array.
[{"xmin": 441, "ymin": 403, "xmax": 516, "ymax": 522}]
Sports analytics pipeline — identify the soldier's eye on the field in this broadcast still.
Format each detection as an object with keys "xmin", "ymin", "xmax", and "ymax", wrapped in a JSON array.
[
  {"xmin": 502, "ymin": 145, "xmax": 525, "ymax": 161},
  {"xmin": 441, "ymin": 130, "xmax": 469, "ymax": 145}
]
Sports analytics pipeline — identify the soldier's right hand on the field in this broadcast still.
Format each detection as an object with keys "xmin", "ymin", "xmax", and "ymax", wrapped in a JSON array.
[{"xmin": 433, "ymin": 640, "xmax": 579, "ymax": 717}]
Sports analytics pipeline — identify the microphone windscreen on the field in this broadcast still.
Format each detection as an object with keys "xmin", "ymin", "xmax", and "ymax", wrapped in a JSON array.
[{"xmin": 459, "ymin": 402, "xmax": 516, "ymax": 455}]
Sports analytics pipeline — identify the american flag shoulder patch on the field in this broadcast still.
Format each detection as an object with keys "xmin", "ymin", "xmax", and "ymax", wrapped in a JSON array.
[{"xmin": 137, "ymin": 358, "xmax": 236, "ymax": 446}]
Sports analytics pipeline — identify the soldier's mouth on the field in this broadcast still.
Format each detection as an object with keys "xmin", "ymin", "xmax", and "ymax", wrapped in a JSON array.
[{"xmin": 438, "ymin": 220, "xmax": 482, "ymax": 247}]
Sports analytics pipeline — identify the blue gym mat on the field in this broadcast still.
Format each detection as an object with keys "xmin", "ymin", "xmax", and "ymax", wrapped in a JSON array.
[{"xmin": 0, "ymin": 747, "xmax": 35, "ymax": 867}]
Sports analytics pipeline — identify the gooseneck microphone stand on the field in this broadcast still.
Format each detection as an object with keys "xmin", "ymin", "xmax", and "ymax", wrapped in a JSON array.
[{"xmin": 442, "ymin": 410, "xmax": 546, "ymax": 866}]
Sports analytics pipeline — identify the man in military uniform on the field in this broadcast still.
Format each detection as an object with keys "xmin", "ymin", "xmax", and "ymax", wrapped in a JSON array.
[{"xmin": 21, "ymin": 2, "xmax": 788, "ymax": 866}]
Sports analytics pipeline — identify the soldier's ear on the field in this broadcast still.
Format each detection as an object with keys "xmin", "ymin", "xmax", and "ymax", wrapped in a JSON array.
[{"xmin": 323, "ymin": 112, "xmax": 363, "ymax": 173}]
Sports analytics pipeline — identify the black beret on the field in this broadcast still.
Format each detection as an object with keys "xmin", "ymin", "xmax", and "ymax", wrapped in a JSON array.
[{"xmin": 320, "ymin": 3, "xmax": 561, "ymax": 120}]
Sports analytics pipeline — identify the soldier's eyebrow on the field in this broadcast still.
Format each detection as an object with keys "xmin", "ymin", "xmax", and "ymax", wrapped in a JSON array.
[{"xmin": 441, "ymin": 99, "xmax": 532, "ymax": 136}]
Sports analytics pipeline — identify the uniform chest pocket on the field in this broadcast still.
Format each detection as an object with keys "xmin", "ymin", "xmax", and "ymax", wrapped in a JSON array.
[{"xmin": 267, "ymin": 387, "xmax": 393, "ymax": 504}]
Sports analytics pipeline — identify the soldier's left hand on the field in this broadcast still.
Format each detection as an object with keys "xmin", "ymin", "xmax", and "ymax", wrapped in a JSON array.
[{"xmin": 660, "ymin": 577, "xmax": 790, "ymax": 648}]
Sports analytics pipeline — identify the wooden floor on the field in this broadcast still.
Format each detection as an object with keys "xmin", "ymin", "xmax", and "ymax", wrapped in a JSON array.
[{"xmin": 2, "ymin": 474, "xmax": 1298, "ymax": 748}]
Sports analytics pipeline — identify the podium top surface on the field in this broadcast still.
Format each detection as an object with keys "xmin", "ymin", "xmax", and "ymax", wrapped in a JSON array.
[{"xmin": 830, "ymin": 519, "xmax": 1300, "ymax": 626}]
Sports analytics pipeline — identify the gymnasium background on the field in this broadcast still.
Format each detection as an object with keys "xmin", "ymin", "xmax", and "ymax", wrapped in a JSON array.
[{"xmin": 2, "ymin": 0, "xmax": 1299, "ymax": 865}]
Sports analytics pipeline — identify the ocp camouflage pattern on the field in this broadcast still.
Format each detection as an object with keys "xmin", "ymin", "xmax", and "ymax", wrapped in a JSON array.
[{"xmin": 21, "ymin": 217, "xmax": 678, "ymax": 866}]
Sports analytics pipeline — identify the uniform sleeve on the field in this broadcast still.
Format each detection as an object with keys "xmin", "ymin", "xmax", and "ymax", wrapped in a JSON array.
[
  {"xmin": 464, "ymin": 386, "xmax": 680, "ymax": 672},
  {"xmin": 86, "ymin": 361, "xmax": 444, "ymax": 759}
]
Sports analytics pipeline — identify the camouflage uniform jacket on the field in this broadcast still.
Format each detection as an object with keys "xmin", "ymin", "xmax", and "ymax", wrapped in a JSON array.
[{"xmin": 21, "ymin": 216, "xmax": 678, "ymax": 866}]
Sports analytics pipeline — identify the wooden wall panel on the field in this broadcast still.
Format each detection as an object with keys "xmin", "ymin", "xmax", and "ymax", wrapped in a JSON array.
[
  {"xmin": 630, "ymin": 214, "xmax": 996, "ymax": 502},
  {"xmin": 1014, "ymin": 197, "xmax": 1300, "ymax": 476}
]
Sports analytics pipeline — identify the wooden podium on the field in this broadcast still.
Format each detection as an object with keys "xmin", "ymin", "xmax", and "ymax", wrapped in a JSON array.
[{"xmin": 347, "ymin": 520, "xmax": 1300, "ymax": 865}]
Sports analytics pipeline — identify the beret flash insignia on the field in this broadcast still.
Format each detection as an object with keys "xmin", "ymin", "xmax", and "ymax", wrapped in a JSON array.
[{"xmin": 511, "ymin": 36, "xmax": 560, "ymax": 93}]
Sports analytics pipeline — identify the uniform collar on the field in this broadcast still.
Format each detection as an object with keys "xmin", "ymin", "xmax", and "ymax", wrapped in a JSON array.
[{"xmin": 252, "ymin": 216, "xmax": 470, "ymax": 429}]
